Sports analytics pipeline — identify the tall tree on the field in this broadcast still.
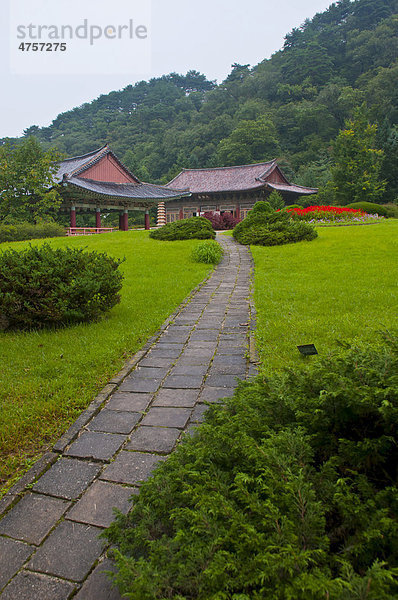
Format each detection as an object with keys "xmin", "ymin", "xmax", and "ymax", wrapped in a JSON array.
[
  {"xmin": 330, "ymin": 106, "xmax": 386, "ymax": 205},
  {"xmin": 0, "ymin": 138, "xmax": 61, "ymax": 223}
]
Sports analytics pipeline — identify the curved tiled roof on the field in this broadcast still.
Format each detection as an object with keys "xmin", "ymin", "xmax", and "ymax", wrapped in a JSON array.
[
  {"xmin": 266, "ymin": 182, "xmax": 318, "ymax": 194},
  {"xmin": 166, "ymin": 161, "xmax": 318, "ymax": 195},
  {"xmin": 166, "ymin": 161, "xmax": 278, "ymax": 193},
  {"xmin": 67, "ymin": 177, "xmax": 190, "ymax": 202}
]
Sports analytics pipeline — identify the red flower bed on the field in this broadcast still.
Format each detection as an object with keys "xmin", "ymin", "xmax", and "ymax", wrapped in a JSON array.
[{"xmin": 287, "ymin": 205, "xmax": 365, "ymax": 217}]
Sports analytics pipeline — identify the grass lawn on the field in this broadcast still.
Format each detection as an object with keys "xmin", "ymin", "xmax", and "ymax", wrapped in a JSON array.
[
  {"xmin": 0, "ymin": 231, "xmax": 212, "ymax": 496},
  {"xmin": 252, "ymin": 220, "xmax": 398, "ymax": 373}
]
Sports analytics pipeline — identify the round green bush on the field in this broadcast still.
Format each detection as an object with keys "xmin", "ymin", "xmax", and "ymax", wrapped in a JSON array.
[
  {"xmin": 0, "ymin": 244, "xmax": 124, "ymax": 330},
  {"xmin": 191, "ymin": 240, "xmax": 223, "ymax": 264},
  {"xmin": 149, "ymin": 217, "xmax": 215, "ymax": 241},
  {"xmin": 346, "ymin": 202, "xmax": 389, "ymax": 217},
  {"xmin": 233, "ymin": 201, "xmax": 317, "ymax": 246}
]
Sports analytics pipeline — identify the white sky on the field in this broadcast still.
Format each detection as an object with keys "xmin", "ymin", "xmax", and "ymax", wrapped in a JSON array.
[{"xmin": 0, "ymin": 0, "xmax": 333, "ymax": 138}]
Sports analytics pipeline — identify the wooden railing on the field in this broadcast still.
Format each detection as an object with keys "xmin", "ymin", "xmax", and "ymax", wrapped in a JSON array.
[{"xmin": 66, "ymin": 227, "xmax": 117, "ymax": 236}]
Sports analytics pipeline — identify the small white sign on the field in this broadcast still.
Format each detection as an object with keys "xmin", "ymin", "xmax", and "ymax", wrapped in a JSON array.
[{"xmin": 9, "ymin": 0, "xmax": 151, "ymax": 75}]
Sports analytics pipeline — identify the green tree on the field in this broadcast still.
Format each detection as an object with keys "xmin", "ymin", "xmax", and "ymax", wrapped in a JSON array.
[
  {"xmin": 330, "ymin": 107, "xmax": 386, "ymax": 205},
  {"xmin": 0, "ymin": 137, "xmax": 62, "ymax": 223},
  {"xmin": 216, "ymin": 116, "xmax": 280, "ymax": 166}
]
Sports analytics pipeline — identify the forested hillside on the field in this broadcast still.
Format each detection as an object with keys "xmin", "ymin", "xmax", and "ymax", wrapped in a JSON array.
[{"xmin": 5, "ymin": 0, "xmax": 398, "ymax": 200}]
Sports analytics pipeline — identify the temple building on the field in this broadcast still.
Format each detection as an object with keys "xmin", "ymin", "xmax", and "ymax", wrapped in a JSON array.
[
  {"xmin": 163, "ymin": 161, "xmax": 318, "ymax": 222},
  {"xmin": 55, "ymin": 145, "xmax": 189, "ymax": 230}
]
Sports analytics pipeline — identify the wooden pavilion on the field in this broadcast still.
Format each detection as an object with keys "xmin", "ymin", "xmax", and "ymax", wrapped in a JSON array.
[
  {"xmin": 163, "ymin": 161, "xmax": 318, "ymax": 223},
  {"xmin": 55, "ymin": 145, "xmax": 190, "ymax": 231}
]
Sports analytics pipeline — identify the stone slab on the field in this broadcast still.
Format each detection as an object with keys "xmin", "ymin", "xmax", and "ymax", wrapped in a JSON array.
[
  {"xmin": 73, "ymin": 558, "xmax": 121, "ymax": 600},
  {"xmin": 33, "ymin": 458, "xmax": 101, "ymax": 500},
  {"xmin": 199, "ymin": 387, "xmax": 235, "ymax": 403},
  {"xmin": 152, "ymin": 388, "xmax": 199, "ymax": 407},
  {"xmin": 138, "ymin": 357, "xmax": 176, "ymax": 368},
  {"xmin": 67, "ymin": 481, "xmax": 134, "ymax": 528},
  {"xmin": 0, "ymin": 537, "xmax": 34, "ymax": 590},
  {"xmin": 100, "ymin": 451, "xmax": 165, "ymax": 485},
  {"xmin": 170, "ymin": 364, "xmax": 208, "ymax": 377},
  {"xmin": 105, "ymin": 393, "xmax": 152, "ymax": 412},
  {"xmin": 0, "ymin": 571, "xmax": 75, "ymax": 600},
  {"xmin": 0, "ymin": 493, "xmax": 70, "ymax": 546},
  {"xmin": 163, "ymin": 375, "xmax": 204, "ymax": 389},
  {"xmin": 65, "ymin": 432, "xmax": 126, "ymax": 461},
  {"xmin": 28, "ymin": 521, "xmax": 104, "ymax": 582},
  {"xmin": 189, "ymin": 331, "xmax": 219, "ymax": 342},
  {"xmin": 126, "ymin": 426, "xmax": 181, "ymax": 453},
  {"xmin": 87, "ymin": 410, "xmax": 141, "ymax": 435},
  {"xmin": 212, "ymin": 355, "xmax": 248, "ymax": 366},
  {"xmin": 133, "ymin": 367, "xmax": 170, "ymax": 379},
  {"xmin": 117, "ymin": 378, "xmax": 162, "ymax": 393},
  {"xmin": 141, "ymin": 407, "xmax": 192, "ymax": 429},
  {"xmin": 205, "ymin": 374, "xmax": 241, "ymax": 387},
  {"xmin": 147, "ymin": 348, "xmax": 183, "ymax": 359}
]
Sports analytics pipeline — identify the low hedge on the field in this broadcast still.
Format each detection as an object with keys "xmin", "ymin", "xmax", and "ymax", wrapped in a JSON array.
[
  {"xmin": 0, "ymin": 244, "xmax": 124, "ymax": 330},
  {"xmin": 346, "ymin": 202, "xmax": 389, "ymax": 217},
  {"xmin": 233, "ymin": 201, "xmax": 317, "ymax": 246},
  {"xmin": 0, "ymin": 222, "xmax": 65, "ymax": 243},
  {"xmin": 150, "ymin": 217, "xmax": 215, "ymax": 241},
  {"xmin": 106, "ymin": 335, "xmax": 398, "ymax": 599}
]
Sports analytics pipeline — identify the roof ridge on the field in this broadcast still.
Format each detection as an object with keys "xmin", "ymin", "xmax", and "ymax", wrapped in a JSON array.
[
  {"xmin": 179, "ymin": 160, "xmax": 276, "ymax": 173},
  {"xmin": 70, "ymin": 145, "xmax": 110, "ymax": 177},
  {"xmin": 60, "ymin": 145, "xmax": 108, "ymax": 164}
]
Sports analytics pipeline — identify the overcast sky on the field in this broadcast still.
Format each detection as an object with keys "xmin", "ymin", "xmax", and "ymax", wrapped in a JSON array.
[{"xmin": 1, "ymin": 0, "xmax": 333, "ymax": 138}]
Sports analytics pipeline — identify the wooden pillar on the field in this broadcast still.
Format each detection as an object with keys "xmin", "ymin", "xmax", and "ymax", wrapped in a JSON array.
[
  {"xmin": 70, "ymin": 206, "xmax": 76, "ymax": 228},
  {"xmin": 157, "ymin": 202, "xmax": 166, "ymax": 227},
  {"xmin": 144, "ymin": 210, "xmax": 150, "ymax": 230},
  {"xmin": 122, "ymin": 209, "xmax": 129, "ymax": 231},
  {"xmin": 179, "ymin": 208, "xmax": 183, "ymax": 220},
  {"xmin": 95, "ymin": 208, "xmax": 101, "ymax": 229},
  {"xmin": 235, "ymin": 203, "xmax": 240, "ymax": 220}
]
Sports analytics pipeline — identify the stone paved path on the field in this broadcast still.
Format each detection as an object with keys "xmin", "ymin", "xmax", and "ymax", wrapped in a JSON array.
[{"xmin": 0, "ymin": 234, "xmax": 256, "ymax": 599}]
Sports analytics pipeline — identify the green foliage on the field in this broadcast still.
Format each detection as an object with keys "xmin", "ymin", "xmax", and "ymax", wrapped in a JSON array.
[
  {"xmin": 0, "ymin": 244, "xmax": 124, "ymax": 330},
  {"xmin": 216, "ymin": 116, "xmax": 280, "ymax": 166},
  {"xmin": 347, "ymin": 201, "xmax": 389, "ymax": 216},
  {"xmin": 191, "ymin": 240, "xmax": 223, "ymax": 264},
  {"xmin": 233, "ymin": 201, "xmax": 317, "ymax": 246},
  {"xmin": 330, "ymin": 106, "xmax": 386, "ymax": 205},
  {"xmin": 267, "ymin": 190, "xmax": 285, "ymax": 210},
  {"xmin": 106, "ymin": 336, "xmax": 398, "ymax": 599},
  {"xmin": 149, "ymin": 217, "xmax": 215, "ymax": 241},
  {"xmin": 0, "ymin": 137, "xmax": 62, "ymax": 224},
  {"xmin": 0, "ymin": 221, "xmax": 64, "ymax": 243}
]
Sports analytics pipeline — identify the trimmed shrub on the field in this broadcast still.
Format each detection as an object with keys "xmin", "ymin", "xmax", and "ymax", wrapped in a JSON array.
[
  {"xmin": 233, "ymin": 201, "xmax": 317, "ymax": 246},
  {"xmin": 0, "ymin": 244, "xmax": 124, "ymax": 330},
  {"xmin": 191, "ymin": 240, "xmax": 223, "ymax": 264},
  {"xmin": 347, "ymin": 202, "xmax": 389, "ymax": 217},
  {"xmin": 285, "ymin": 204, "xmax": 302, "ymax": 210},
  {"xmin": 106, "ymin": 336, "xmax": 398, "ymax": 599},
  {"xmin": 149, "ymin": 217, "xmax": 215, "ymax": 241},
  {"xmin": 384, "ymin": 203, "xmax": 398, "ymax": 218},
  {"xmin": 202, "ymin": 212, "xmax": 240, "ymax": 230},
  {"xmin": 0, "ymin": 221, "xmax": 65, "ymax": 243}
]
